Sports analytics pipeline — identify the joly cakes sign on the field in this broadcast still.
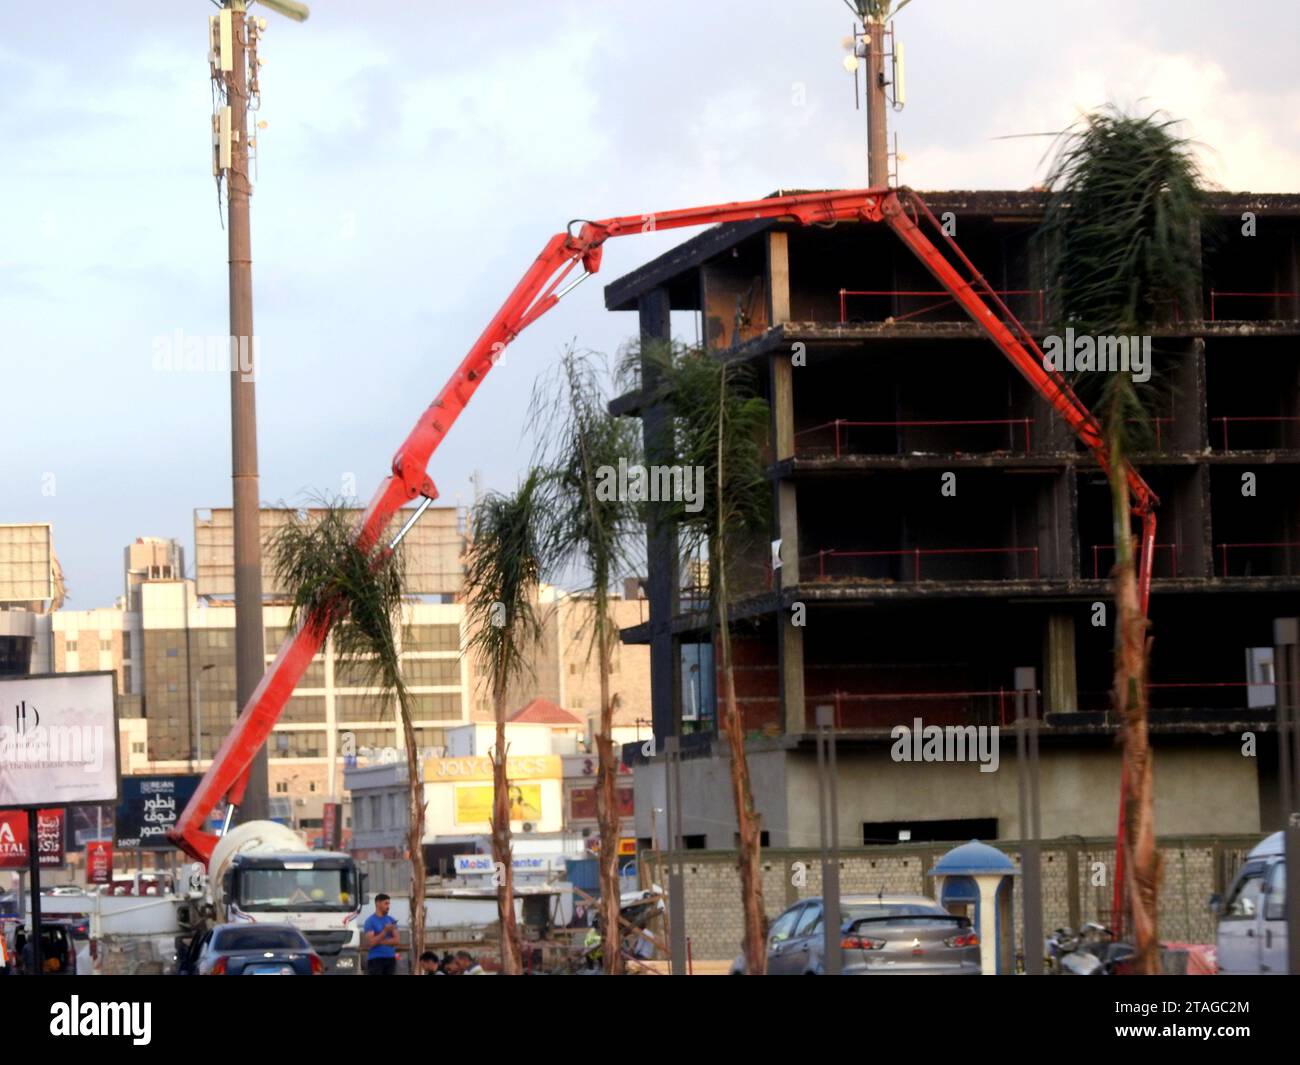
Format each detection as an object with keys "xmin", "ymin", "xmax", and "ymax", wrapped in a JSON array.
[{"xmin": 424, "ymin": 755, "xmax": 561, "ymax": 832}]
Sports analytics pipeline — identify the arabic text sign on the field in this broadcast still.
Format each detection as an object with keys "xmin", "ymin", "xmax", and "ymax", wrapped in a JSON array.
[
  {"xmin": 86, "ymin": 841, "xmax": 113, "ymax": 885},
  {"xmin": 0, "ymin": 808, "xmax": 65, "ymax": 869},
  {"xmin": 115, "ymin": 775, "xmax": 200, "ymax": 850},
  {"xmin": 0, "ymin": 673, "xmax": 118, "ymax": 808}
]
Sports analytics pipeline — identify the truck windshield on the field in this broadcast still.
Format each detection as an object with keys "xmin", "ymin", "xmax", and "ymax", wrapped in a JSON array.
[{"xmin": 237, "ymin": 868, "xmax": 356, "ymax": 912}]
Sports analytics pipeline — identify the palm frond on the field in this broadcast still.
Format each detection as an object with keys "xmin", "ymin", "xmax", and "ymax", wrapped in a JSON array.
[
  {"xmin": 529, "ymin": 347, "xmax": 643, "ymax": 658},
  {"xmin": 463, "ymin": 471, "xmax": 548, "ymax": 695},
  {"xmin": 268, "ymin": 501, "xmax": 409, "ymax": 707}
]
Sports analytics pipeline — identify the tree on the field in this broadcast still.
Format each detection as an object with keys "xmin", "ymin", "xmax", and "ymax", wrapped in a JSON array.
[
  {"xmin": 650, "ymin": 343, "xmax": 772, "ymax": 975},
  {"xmin": 270, "ymin": 502, "xmax": 428, "ymax": 972},
  {"xmin": 1039, "ymin": 106, "xmax": 1205, "ymax": 974},
  {"xmin": 531, "ymin": 348, "xmax": 643, "ymax": 975},
  {"xmin": 463, "ymin": 472, "xmax": 548, "ymax": 975}
]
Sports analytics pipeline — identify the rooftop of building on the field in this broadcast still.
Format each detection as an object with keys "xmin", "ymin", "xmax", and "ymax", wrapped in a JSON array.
[
  {"xmin": 603, "ymin": 187, "xmax": 1300, "ymax": 312},
  {"xmin": 509, "ymin": 697, "xmax": 583, "ymax": 726}
]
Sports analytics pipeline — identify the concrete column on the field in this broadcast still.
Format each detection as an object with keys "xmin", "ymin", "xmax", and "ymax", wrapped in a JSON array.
[
  {"xmin": 769, "ymin": 326, "xmax": 804, "ymax": 735},
  {"xmin": 639, "ymin": 287, "xmax": 682, "ymax": 741},
  {"xmin": 766, "ymin": 231, "xmax": 791, "ymax": 325},
  {"xmin": 1043, "ymin": 613, "xmax": 1078, "ymax": 714},
  {"xmin": 770, "ymin": 346, "xmax": 800, "ymax": 583},
  {"xmin": 779, "ymin": 621, "xmax": 806, "ymax": 736}
]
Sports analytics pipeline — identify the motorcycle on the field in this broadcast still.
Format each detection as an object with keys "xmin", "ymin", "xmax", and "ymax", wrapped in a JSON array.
[{"xmin": 1046, "ymin": 922, "xmax": 1137, "ymax": 975}]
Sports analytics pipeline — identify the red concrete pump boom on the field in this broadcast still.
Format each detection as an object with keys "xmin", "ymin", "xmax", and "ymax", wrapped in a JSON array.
[{"xmin": 169, "ymin": 186, "xmax": 1158, "ymax": 865}]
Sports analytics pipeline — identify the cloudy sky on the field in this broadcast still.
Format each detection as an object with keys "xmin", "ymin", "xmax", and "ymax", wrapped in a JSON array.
[{"xmin": 3, "ymin": 0, "xmax": 1298, "ymax": 607}]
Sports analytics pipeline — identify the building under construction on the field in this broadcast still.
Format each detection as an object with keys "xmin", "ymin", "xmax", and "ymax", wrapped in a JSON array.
[{"xmin": 610, "ymin": 188, "xmax": 1300, "ymax": 849}]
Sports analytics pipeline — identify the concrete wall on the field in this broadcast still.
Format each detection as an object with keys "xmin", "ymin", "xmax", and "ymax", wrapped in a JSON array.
[
  {"xmin": 633, "ymin": 746, "xmax": 790, "ymax": 849},
  {"xmin": 783, "ymin": 742, "xmax": 1259, "ymax": 846},
  {"xmin": 635, "ymin": 738, "xmax": 1260, "ymax": 851}
]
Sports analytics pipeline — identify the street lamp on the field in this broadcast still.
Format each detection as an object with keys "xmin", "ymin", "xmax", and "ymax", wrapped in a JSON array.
[{"xmin": 194, "ymin": 663, "xmax": 216, "ymax": 768}]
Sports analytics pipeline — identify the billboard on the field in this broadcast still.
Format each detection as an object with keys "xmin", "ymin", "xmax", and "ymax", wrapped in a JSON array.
[
  {"xmin": 568, "ymin": 784, "xmax": 635, "ymax": 821},
  {"xmin": 0, "ymin": 673, "xmax": 118, "ymax": 808},
  {"xmin": 114, "ymin": 775, "xmax": 200, "ymax": 851},
  {"xmin": 454, "ymin": 783, "xmax": 542, "ymax": 825},
  {"xmin": 86, "ymin": 841, "xmax": 113, "ymax": 885},
  {"xmin": 0, "ymin": 809, "xmax": 66, "ymax": 870},
  {"xmin": 65, "ymin": 804, "xmax": 114, "ymax": 849},
  {"xmin": 0, "ymin": 523, "xmax": 54, "ymax": 603}
]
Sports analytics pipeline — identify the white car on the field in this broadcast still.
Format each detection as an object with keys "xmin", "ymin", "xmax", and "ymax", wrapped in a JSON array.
[{"xmin": 1215, "ymin": 831, "xmax": 1288, "ymax": 974}]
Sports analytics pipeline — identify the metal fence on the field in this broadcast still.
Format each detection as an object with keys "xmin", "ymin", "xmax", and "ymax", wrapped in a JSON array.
[{"xmin": 641, "ymin": 834, "xmax": 1263, "ymax": 962}]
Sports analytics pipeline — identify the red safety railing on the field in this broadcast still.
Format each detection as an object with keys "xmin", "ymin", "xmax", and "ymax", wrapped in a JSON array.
[
  {"xmin": 1127, "ymin": 416, "xmax": 1174, "ymax": 451},
  {"xmin": 803, "ymin": 545, "xmax": 1039, "ymax": 582},
  {"xmin": 806, "ymin": 687, "xmax": 1042, "ymax": 729},
  {"xmin": 1209, "ymin": 290, "xmax": 1297, "ymax": 322},
  {"xmin": 1215, "ymin": 541, "xmax": 1300, "ymax": 578},
  {"xmin": 793, "ymin": 416, "xmax": 1034, "ymax": 457},
  {"xmin": 1210, "ymin": 416, "xmax": 1300, "ymax": 451},
  {"xmin": 838, "ymin": 287, "xmax": 1046, "ymax": 325},
  {"xmin": 1092, "ymin": 542, "xmax": 1181, "ymax": 579}
]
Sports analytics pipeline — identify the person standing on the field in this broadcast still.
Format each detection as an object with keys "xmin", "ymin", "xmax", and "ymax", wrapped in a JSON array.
[{"xmin": 363, "ymin": 894, "xmax": 400, "ymax": 975}]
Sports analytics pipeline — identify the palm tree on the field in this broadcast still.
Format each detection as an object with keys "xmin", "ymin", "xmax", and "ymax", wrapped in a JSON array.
[
  {"xmin": 1039, "ymin": 106, "xmax": 1205, "ymax": 974},
  {"xmin": 269, "ymin": 502, "xmax": 428, "ymax": 972},
  {"xmin": 650, "ymin": 342, "xmax": 772, "ymax": 975},
  {"xmin": 463, "ymin": 472, "xmax": 548, "ymax": 975},
  {"xmin": 530, "ymin": 348, "xmax": 643, "ymax": 975}
]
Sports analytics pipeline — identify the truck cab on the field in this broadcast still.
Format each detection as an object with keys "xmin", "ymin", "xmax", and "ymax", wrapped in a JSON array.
[
  {"xmin": 1214, "ymin": 832, "xmax": 1288, "ymax": 974},
  {"xmin": 219, "ymin": 851, "xmax": 363, "ymax": 973}
]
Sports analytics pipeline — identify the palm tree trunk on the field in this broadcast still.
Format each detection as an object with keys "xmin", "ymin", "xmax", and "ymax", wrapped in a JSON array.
[
  {"xmin": 1108, "ymin": 423, "xmax": 1160, "ymax": 974},
  {"xmin": 398, "ymin": 694, "xmax": 427, "ymax": 975},
  {"xmin": 716, "ymin": 564, "xmax": 766, "ymax": 975},
  {"xmin": 595, "ymin": 608, "xmax": 624, "ymax": 975},
  {"xmin": 491, "ymin": 685, "xmax": 522, "ymax": 974}
]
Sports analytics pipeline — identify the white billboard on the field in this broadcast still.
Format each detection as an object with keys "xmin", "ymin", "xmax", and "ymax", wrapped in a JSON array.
[
  {"xmin": 0, "ymin": 673, "xmax": 119, "ymax": 808},
  {"xmin": 0, "ymin": 523, "xmax": 54, "ymax": 603}
]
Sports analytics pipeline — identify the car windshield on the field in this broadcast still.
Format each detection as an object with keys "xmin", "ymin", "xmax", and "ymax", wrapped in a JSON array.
[
  {"xmin": 213, "ymin": 928, "xmax": 308, "ymax": 951},
  {"xmin": 237, "ymin": 867, "xmax": 356, "ymax": 911}
]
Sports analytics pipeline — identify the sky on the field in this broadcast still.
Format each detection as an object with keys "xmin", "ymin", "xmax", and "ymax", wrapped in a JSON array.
[{"xmin": 3, "ymin": 0, "xmax": 1299, "ymax": 609}]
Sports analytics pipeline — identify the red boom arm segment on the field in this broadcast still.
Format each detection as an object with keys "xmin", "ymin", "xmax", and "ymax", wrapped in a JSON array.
[{"xmin": 169, "ymin": 187, "xmax": 1157, "ymax": 864}]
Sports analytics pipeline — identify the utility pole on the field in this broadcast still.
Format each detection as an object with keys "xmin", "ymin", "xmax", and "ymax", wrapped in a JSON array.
[
  {"xmin": 210, "ymin": 0, "xmax": 308, "ymax": 823},
  {"xmin": 845, "ymin": 3, "xmax": 907, "ymax": 185},
  {"xmin": 864, "ymin": 16, "xmax": 889, "ymax": 185},
  {"xmin": 224, "ymin": 1, "xmax": 268, "ymax": 823}
]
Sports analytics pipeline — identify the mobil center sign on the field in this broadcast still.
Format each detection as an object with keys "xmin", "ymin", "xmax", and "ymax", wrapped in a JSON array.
[{"xmin": 0, "ymin": 673, "xmax": 118, "ymax": 809}]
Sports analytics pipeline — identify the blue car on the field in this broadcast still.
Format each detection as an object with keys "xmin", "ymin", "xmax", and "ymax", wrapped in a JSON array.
[{"xmin": 178, "ymin": 922, "xmax": 324, "ymax": 975}]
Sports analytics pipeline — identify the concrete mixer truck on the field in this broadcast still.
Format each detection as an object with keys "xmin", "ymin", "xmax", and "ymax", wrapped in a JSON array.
[{"xmin": 174, "ymin": 820, "xmax": 364, "ymax": 975}]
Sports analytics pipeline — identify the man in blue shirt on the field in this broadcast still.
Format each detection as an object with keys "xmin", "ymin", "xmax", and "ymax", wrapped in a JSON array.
[{"xmin": 363, "ymin": 893, "xmax": 400, "ymax": 975}]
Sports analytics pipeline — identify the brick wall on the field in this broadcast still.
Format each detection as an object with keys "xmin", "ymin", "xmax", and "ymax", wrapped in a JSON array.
[{"xmin": 643, "ymin": 835, "xmax": 1258, "ymax": 962}]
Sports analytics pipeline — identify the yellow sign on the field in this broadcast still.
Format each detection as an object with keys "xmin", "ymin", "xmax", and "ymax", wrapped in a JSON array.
[
  {"xmin": 454, "ymin": 783, "xmax": 543, "ymax": 825},
  {"xmin": 426, "ymin": 755, "xmax": 560, "ymax": 784}
]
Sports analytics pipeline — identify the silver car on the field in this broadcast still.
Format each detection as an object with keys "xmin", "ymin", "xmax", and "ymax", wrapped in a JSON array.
[{"xmin": 761, "ymin": 894, "xmax": 981, "ymax": 975}]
